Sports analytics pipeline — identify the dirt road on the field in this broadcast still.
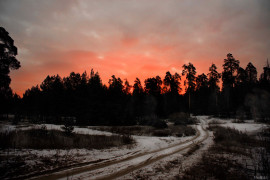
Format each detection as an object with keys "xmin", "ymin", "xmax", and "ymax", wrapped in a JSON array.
[{"xmin": 30, "ymin": 118, "xmax": 209, "ymax": 180}]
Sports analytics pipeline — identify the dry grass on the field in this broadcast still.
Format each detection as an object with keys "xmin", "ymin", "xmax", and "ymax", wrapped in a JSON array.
[
  {"xmin": 231, "ymin": 119, "xmax": 245, "ymax": 123},
  {"xmin": 178, "ymin": 126, "xmax": 270, "ymax": 180},
  {"xmin": 92, "ymin": 124, "xmax": 196, "ymax": 137},
  {"xmin": 169, "ymin": 112, "xmax": 199, "ymax": 125},
  {"xmin": 0, "ymin": 127, "xmax": 134, "ymax": 150},
  {"xmin": 179, "ymin": 153, "xmax": 249, "ymax": 180},
  {"xmin": 208, "ymin": 119, "xmax": 225, "ymax": 125},
  {"xmin": 184, "ymin": 144, "xmax": 200, "ymax": 157}
]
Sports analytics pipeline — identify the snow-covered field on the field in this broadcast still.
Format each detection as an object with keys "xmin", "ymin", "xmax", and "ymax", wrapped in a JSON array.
[
  {"xmin": 0, "ymin": 122, "xmax": 195, "ymax": 179},
  {"xmin": 70, "ymin": 124, "xmax": 207, "ymax": 180},
  {"xmin": 206, "ymin": 116, "xmax": 268, "ymax": 134},
  {"xmin": 1, "ymin": 116, "xmax": 268, "ymax": 179}
]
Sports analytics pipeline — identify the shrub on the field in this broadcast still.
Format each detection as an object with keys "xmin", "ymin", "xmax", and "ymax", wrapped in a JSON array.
[
  {"xmin": 151, "ymin": 119, "xmax": 168, "ymax": 129},
  {"xmin": 61, "ymin": 119, "xmax": 74, "ymax": 135},
  {"xmin": 231, "ymin": 119, "xmax": 245, "ymax": 123},
  {"xmin": 169, "ymin": 112, "xmax": 198, "ymax": 125},
  {"xmin": 208, "ymin": 119, "xmax": 224, "ymax": 125},
  {"xmin": 152, "ymin": 129, "xmax": 170, "ymax": 137},
  {"xmin": 137, "ymin": 115, "xmax": 168, "ymax": 129},
  {"xmin": 212, "ymin": 126, "xmax": 254, "ymax": 148}
]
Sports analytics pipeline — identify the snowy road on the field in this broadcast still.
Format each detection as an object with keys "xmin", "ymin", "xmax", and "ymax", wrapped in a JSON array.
[{"xmin": 30, "ymin": 117, "xmax": 209, "ymax": 180}]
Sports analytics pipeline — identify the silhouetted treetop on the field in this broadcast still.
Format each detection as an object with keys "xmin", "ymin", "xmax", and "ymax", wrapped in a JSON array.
[
  {"xmin": 89, "ymin": 69, "xmax": 103, "ymax": 88},
  {"xmin": 260, "ymin": 59, "xmax": 270, "ymax": 83},
  {"xmin": 124, "ymin": 79, "xmax": 132, "ymax": 95},
  {"xmin": 40, "ymin": 75, "xmax": 63, "ymax": 92},
  {"xmin": 108, "ymin": 75, "xmax": 124, "ymax": 95},
  {"xmin": 208, "ymin": 63, "xmax": 221, "ymax": 91},
  {"xmin": 236, "ymin": 67, "xmax": 247, "ymax": 85},
  {"xmin": 196, "ymin": 73, "xmax": 208, "ymax": 91},
  {"xmin": 144, "ymin": 76, "xmax": 162, "ymax": 96},
  {"xmin": 0, "ymin": 27, "xmax": 21, "ymax": 114},
  {"xmin": 163, "ymin": 71, "xmax": 181, "ymax": 94},
  {"xmin": 245, "ymin": 62, "xmax": 257, "ymax": 84},
  {"xmin": 0, "ymin": 27, "xmax": 20, "ymax": 92},
  {"xmin": 222, "ymin": 53, "xmax": 239, "ymax": 88},
  {"xmin": 182, "ymin": 62, "xmax": 196, "ymax": 92},
  {"xmin": 133, "ymin": 78, "xmax": 144, "ymax": 96}
]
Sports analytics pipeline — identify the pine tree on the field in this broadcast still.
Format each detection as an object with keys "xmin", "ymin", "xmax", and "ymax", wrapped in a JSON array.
[
  {"xmin": 0, "ymin": 27, "xmax": 21, "ymax": 114},
  {"xmin": 182, "ymin": 63, "xmax": 197, "ymax": 92},
  {"xmin": 182, "ymin": 63, "xmax": 197, "ymax": 112},
  {"xmin": 208, "ymin": 63, "xmax": 221, "ymax": 91},
  {"xmin": 222, "ymin": 53, "xmax": 239, "ymax": 89},
  {"xmin": 245, "ymin": 62, "xmax": 257, "ymax": 84},
  {"xmin": 163, "ymin": 71, "xmax": 181, "ymax": 94}
]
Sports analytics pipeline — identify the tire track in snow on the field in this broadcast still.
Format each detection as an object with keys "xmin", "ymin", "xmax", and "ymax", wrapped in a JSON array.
[
  {"xmin": 30, "ymin": 119, "xmax": 208, "ymax": 180},
  {"xmin": 94, "ymin": 123, "xmax": 209, "ymax": 180}
]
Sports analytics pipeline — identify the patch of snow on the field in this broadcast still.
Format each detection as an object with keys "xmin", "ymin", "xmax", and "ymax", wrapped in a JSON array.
[
  {"xmin": 0, "ymin": 124, "xmax": 16, "ymax": 132},
  {"xmin": 220, "ymin": 122, "xmax": 268, "ymax": 133}
]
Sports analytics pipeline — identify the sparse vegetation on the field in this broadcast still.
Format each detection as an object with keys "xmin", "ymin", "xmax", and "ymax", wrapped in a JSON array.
[
  {"xmin": 61, "ymin": 119, "xmax": 74, "ymax": 135},
  {"xmin": 92, "ymin": 124, "xmax": 196, "ymax": 137},
  {"xmin": 209, "ymin": 126, "xmax": 256, "ymax": 155},
  {"xmin": 231, "ymin": 118, "xmax": 245, "ymax": 123},
  {"xmin": 0, "ymin": 127, "xmax": 133, "ymax": 150},
  {"xmin": 169, "ymin": 112, "xmax": 198, "ymax": 125},
  {"xmin": 208, "ymin": 119, "xmax": 224, "ymax": 125},
  {"xmin": 178, "ymin": 126, "xmax": 270, "ymax": 179},
  {"xmin": 137, "ymin": 115, "xmax": 168, "ymax": 129},
  {"xmin": 180, "ymin": 153, "xmax": 249, "ymax": 180},
  {"xmin": 184, "ymin": 144, "xmax": 200, "ymax": 157}
]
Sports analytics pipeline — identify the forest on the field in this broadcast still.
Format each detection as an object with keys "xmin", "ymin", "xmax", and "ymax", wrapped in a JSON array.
[{"xmin": 1, "ymin": 27, "xmax": 270, "ymax": 126}]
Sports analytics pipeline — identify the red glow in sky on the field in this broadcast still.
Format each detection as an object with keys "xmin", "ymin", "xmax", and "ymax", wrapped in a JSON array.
[{"xmin": 0, "ymin": 0, "xmax": 269, "ymax": 96}]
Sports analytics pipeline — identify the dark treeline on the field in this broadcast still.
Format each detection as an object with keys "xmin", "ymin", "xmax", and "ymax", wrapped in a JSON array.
[
  {"xmin": 1, "ymin": 27, "xmax": 270, "ymax": 125},
  {"xmin": 10, "ymin": 54, "xmax": 270, "ymax": 125}
]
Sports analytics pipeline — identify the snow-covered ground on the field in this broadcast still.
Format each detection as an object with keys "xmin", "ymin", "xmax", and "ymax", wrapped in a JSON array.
[
  {"xmin": 205, "ymin": 116, "xmax": 268, "ymax": 134},
  {"xmin": 0, "ymin": 123, "xmax": 113, "ymax": 135},
  {"xmin": 121, "ymin": 131, "xmax": 214, "ymax": 180},
  {"xmin": 0, "ymin": 122, "xmax": 195, "ymax": 180},
  {"xmin": 1, "ymin": 116, "xmax": 268, "ymax": 180},
  {"xmin": 220, "ymin": 122, "xmax": 268, "ymax": 134},
  {"xmin": 69, "ymin": 124, "xmax": 206, "ymax": 180}
]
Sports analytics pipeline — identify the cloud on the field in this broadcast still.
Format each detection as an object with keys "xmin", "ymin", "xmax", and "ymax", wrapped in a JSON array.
[{"xmin": 1, "ymin": 0, "xmax": 269, "ymax": 96}]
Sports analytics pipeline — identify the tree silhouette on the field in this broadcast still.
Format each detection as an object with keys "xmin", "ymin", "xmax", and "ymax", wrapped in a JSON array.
[
  {"xmin": 123, "ymin": 79, "xmax": 132, "ymax": 95},
  {"xmin": 163, "ymin": 71, "xmax": 181, "ymax": 95},
  {"xmin": 194, "ymin": 73, "xmax": 209, "ymax": 114},
  {"xmin": 16, "ymin": 54, "xmax": 270, "ymax": 124},
  {"xmin": 89, "ymin": 69, "xmax": 103, "ymax": 91},
  {"xmin": 208, "ymin": 63, "xmax": 221, "ymax": 91},
  {"xmin": 236, "ymin": 67, "xmax": 247, "ymax": 86},
  {"xmin": 245, "ymin": 62, "xmax": 257, "ymax": 84},
  {"xmin": 23, "ymin": 85, "xmax": 42, "ymax": 117},
  {"xmin": 221, "ymin": 53, "xmax": 239, "ymax": 113},
  {"xmin": 259, "ymin": 60, "xmax": 270, "ymax": 85},
  {"xmin": 144, "ymin": 76, "xmax": 162, "ymax": 96},
  {"xmin": 207, "ymin": 63, "xmax": 221, "ymax": 114},
  {"xmin": 182, "ymin": 63, "xmax": 196, "ymax": 112},
  {"xmin": 196, "ymin": 73, "xmax": 208, "ymax": 91},
  {"xmin": 222, "ymin": 53, "xmax": 239, "ymax": 89},
  {"xmin": 0, "ymin": 27, "xmax": 21, "ymax": 114},
  {"xmin": 182, "ymin": 63, "xmax": 196, "ymax": 92},
  {"xmin": 133, "ymin": 78, "xmax": 144, "ymax": 96},
  {"xmin": 108, "ymin": 75, "xmax": 124, "ymax": 96}
]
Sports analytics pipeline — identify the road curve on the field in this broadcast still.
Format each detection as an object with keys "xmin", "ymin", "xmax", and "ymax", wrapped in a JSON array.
[
  {"xmin": 30, "ymin": 118, "xmax": 209, "ymax": 180},
  {"xmin": 95, "ymin": 123, "xmax": 209, "ymax": 180}
]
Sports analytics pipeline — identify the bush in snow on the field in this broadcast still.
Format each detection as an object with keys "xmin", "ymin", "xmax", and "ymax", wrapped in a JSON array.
[{"xmin": 61, "ymin": 119, "xmax": 74, "ymax": 135}]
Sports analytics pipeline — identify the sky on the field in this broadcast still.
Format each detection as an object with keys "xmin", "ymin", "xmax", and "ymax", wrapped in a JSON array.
[{"xmin": 0, "ymin": 0, "xmax": 270, "ymax": 96}]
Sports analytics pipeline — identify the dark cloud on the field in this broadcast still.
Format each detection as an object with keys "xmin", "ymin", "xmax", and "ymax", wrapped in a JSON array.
[{"xmin": 1, "ymin": 0, "xmax": 269, "ymax": 95}]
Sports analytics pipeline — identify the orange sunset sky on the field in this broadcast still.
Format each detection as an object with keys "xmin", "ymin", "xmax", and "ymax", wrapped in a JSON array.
[{"xmin": 0, "ymin": 0, "xmax": 270, "ymax": 96}]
